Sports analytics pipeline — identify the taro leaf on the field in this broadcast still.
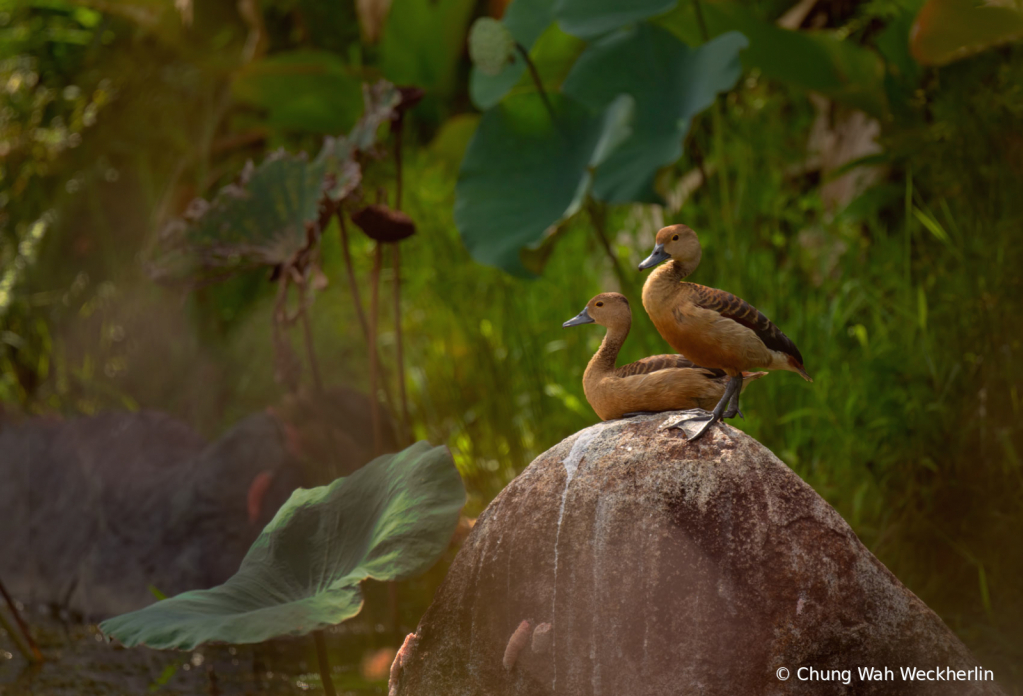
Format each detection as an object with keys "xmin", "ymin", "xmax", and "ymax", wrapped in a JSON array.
[
  {"xmin": 99, "ymin": 442, "xmax": 465, "ymax": 650},
  {"xmin": 380, "ymin": 0, "xmax": 476, "ymax": 110},
  {"xmin": 149, "ymin": 138, "xmax": 359, "ymax": 281},
  {"xmin": 564, "ymin": 25, "xmax": 746, "ymax": 204},
  {"xmin": 469, "ymin": 0, "xmax": 556, "ymax": 109},
  {"xmin": 348, "ymin": 81, "xmax": 403, "ymax": 151},
  {"xmin": 233, "ymin": 51, "xmax": 364, "ymax": 134},
  {"xmin": 554, "ymin": 0, "xmax": 678, "ymax": 40},
  {"xmin": 455, "ymin": 92, "xmax": 632, "ymax": 276},
  {"xmin": 910, "ymin": 0, "xmax": 1023, "ymax": 66},
  {"xmin": 351, "ymin": 205, "xmax": 417, "ymax": 242},
  {"xmin": 657, "ymin": 1, "xmax": 889, "ymax": 119}
]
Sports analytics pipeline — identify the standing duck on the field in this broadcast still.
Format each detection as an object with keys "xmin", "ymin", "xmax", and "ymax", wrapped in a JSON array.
[
  {"xmin": 563, "ymin": 292, "xmax": 767, "ymax": 421},
  {"xmin": 638, "ymin": 224, "xmax": 811, "ymax": 440}
]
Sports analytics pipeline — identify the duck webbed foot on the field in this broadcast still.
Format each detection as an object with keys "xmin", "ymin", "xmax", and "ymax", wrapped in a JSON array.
[{"xmin": 682, "ymin": 375, "xmax": 743, "ymax": 441}]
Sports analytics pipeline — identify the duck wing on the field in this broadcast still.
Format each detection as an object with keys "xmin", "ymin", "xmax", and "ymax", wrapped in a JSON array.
[
  {"xmin": 689, "ymin": 285, "xmax": 805, "ymax": 365},
  {"xmin": 615, "ymin": 354, "xmax": 725, "ymax": 379}
]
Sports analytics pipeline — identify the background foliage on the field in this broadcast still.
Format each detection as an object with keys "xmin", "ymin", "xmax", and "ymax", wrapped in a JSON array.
[{"xmin": 2, "ymin": 0, "xmax": 1022, "ymax": 691}]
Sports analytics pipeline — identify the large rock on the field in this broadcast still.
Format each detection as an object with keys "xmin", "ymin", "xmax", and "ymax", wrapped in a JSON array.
[
  {"xmin": 395, "ymin": 414, "xmax": 1006, "ymax": 695},
  {"xmin": 0, "ymin": 411, "xmax": 303, "ymax": 618}
]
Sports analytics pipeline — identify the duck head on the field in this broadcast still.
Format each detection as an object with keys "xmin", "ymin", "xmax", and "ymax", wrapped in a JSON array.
[
  {"xmin": 638, "ymin": 224, "xmax": 702, "ymax": 272},
  {"xmin": 563, "ymin": 292, "xmax": 631, "ymax": 329}
]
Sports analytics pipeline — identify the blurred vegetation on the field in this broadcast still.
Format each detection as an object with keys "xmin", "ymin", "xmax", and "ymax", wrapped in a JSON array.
[{"xmin": 2, "ymin": 0, "xmax": 1023, "ymax": 690}]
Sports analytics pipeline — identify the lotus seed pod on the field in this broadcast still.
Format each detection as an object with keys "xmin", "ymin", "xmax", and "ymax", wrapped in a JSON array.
[{"xmin": 469, "ymin": 17, "xmax": 515, "ymax": 77}]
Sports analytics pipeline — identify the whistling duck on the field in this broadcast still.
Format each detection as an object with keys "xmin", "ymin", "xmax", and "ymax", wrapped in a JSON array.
[
  {"xmin": 563, "ymin": 292, "xmax": 767, "ymax": 421},
  {"xmin": 638, "ymin": 224, "xmax": 811, "ymax": 440}
]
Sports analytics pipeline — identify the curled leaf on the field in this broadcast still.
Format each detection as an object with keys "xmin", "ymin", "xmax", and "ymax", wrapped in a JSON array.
[{"xmin": 351, "ymin": 205, "xmax": 417, "ymax": 242}]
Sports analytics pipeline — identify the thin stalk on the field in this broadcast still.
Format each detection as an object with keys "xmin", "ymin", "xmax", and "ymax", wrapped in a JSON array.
[
  {"xmin": 369, "ymin": 243, "xmax": 383, "ymax": 456},
  {"xmin": 338, "ymin": 211, "xmax": 371, "ymax": 343},
  {"xmin": 0, "ymin": 576, "xmax": 41, "ymax": 662},
  {"xmin": 392, "ymin": 245, "xmax": 409, "ymax": 446},
  {"xmin": 0, "ymin": 608, "xmax": 36, "ymax": 664},
  {"xmin": 587, "ymin": 200, "xmax": 630, "ymax": 292},
  {"xmin": 692, "ymin": 0, "xmax": 709, "ymax": 41},
  {"xmin": 392, "ymin": 120, "xmax": 410, "ymax": 446},
  {"xmin": 299, "ymin": 302, "xmax": 323, "ymax": 394},
  {"xmin": 515, "ymin": 43, "xmax": 556, "ymax": 121},
  {"xmin": 312, "ymin": 630, "xmax": 337, "ymax": 696}
]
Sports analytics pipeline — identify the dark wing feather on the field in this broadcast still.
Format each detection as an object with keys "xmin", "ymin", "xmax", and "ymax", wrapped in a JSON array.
[
  {"xmin": 615, "ymin": 354, "xmax": 726, "ymax": 379},
  {"xmin": 690, "ymin": 285, "xmax": 805, "ymax": 365}
]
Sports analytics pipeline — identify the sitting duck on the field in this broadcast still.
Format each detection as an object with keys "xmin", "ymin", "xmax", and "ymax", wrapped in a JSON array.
[
  {"xmin": 638, "ymin": 224, "xmax": 811, "ymax": 440},
  {"xmin": 563, "ymin": 292, "xmax": 767, "ymax": 421}
]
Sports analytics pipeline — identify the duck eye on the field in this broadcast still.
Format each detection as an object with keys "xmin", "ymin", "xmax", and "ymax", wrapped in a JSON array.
[
  {"xmin": 595, "ymin": 302, "xmax": 604, "ymax": 307},
  {"xmin": 672, "ymin": 234, "xmax": 679, "ymax": 241}
]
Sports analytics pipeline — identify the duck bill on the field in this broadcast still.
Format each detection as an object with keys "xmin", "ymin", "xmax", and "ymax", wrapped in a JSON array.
[
  {"xmin": 638, "ymin": 243, "xmax": 669, "ymax": 270},
  {"xmin": 563, "ymin": 308, "xmax": 595, "ymax": 327}
]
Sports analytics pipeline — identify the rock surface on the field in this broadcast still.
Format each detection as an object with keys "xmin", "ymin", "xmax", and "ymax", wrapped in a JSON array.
[
  {"xmin": 0, "ymin": 411, "xmax": 303, "ymax": 618},
  {"xmin": 395, "ymin": 414, "xmax": 1006, "ymax": 696}
]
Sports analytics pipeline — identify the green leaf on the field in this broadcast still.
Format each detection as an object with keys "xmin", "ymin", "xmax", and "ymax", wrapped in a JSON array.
[
  {"xmin": 657, "ymin": 1, "xmax": 889, "ymax": 119},
  {"xmin": 910, "ymin": 0, "xmax": 1023, "ymax": 66},
  {"xmin": 233, "ymin": 51, "xmax": 364, "ymax": 134},
  {"xmin": 563, "ymin": 25, "xmax": 746, "ymax": 203},
  {"xmin": 554, "ymin": 0, "xmax": 678, "ymax": 39},
  {"xmin": 379, "ymin": 0, "xmax": 476, "ymax": 118},
  {"xmin": 149, "ymin": 138, "xmax": 356, "ymax": 281},
  {"xmin": 455, "ymin": 93, "xmax": 632, "ymax": 275},
  {"xmin": 469, "ymin": 0, "xmax": 556, "ymax": 109},
  {"xmin": 469, "ymin": 18, "xmax": 518, "ymax": 76},
  {"xmin": 100, "ymin": 442, "xmax": 465, "ymax": 650}
]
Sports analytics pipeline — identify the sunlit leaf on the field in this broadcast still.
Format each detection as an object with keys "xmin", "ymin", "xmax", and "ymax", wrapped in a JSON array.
[
  {"xmin": 233, "ymin": 51, "xmax": 364, "ymax": 134},
  {"xmin": 910, "ymin": 0, "xmax": 1023, "ymax": 66},
  {"xmin": 469, "ymin": 0, "xmax": 556, "ymax": 109},
  {"xmin": 563, "ymin": 25, "xmax": 746, "ymax": 203},
  {"xmin": 554, "ymin": 0, "xmax": 678, "ymax": 39},
  {"xmin": 99, "ymin": 442, "xmax": 465, "ymax": 650},
  {"xmin": 455, "ymin": 93, "xmax": 632, "ymax": 276}
]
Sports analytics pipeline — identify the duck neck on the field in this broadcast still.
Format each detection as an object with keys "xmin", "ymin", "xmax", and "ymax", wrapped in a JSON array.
[
  {"xmin": 643, "ymin": 258, "xmax": 695, "ymax": 307},
  {"xmin": 586, "ymin": 320, "xmax": 629, "ymax": 378}
]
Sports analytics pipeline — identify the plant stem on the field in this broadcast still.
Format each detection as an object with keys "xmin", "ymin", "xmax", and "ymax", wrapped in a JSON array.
[
  {"xmin": 391, "ymin": 120, "xmax": 410, "ymax": 446},
  {"xmin": 0, "ymin": 607, "xmax": 35, "ymax": 664},
  {"xmin": 392, "ymin": 244, "xmax": 409, "ymax": 447},
  {"xmin": 369, "ymin": 243, "xmax": 383, "ymax": 456},
  {"xmin": 0, "ymin": 576, "xmax": 41, "ymax": 662},
  {"xmin": 515, "ymin": 43, "xmax": 556, "ymax": 121},
  {"xmin": 338, "ymin": 211, "xmax": 371, "ymax": 343},
  {"xmin": 312, "ymin": 630, "xmax": 337, "ymax": 696},
  {"xmin": 692, "ymin": 0, "xmax": 709, "ymax": 42},
  {"xmin": 299, "ymin": 302, "xmax": 323, "ymax": 394},
  {"xmin": 587, "ymin": 200, "xmax": 630, "ymax": 293}
]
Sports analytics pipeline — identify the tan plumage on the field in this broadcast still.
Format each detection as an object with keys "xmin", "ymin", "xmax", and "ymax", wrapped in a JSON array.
[
  {"xmin": 639, "ymin": 224, "xmax": 812, "ymax": 381},
  {"xmin": 563, "ymin": 292, "xmax": 767, "ymax": 421}
]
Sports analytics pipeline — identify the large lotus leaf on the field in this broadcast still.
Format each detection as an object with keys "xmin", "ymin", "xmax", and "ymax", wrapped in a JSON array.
[
  {"xmin": 469, "ymin": 0, "xmax": 556, "ymax": 109},
  {"xmin": 233, "ymin": 51, "xmax": 364, "ymax": 134},
  {"xmin": 99, "ymin": 442, "xmax": 465, "ymax": 650},
  {"xmin": 910, "ymin": 0, "xmax": 1023, "ymax": 66},
  {"xmin": 455, "ymin": 93, "xmax": 632, "ymax": 276},
  {"xmin": 657, "ymin": 1, "xmax": 888, "ymax": 119},
  {"xmin": 554, "ymin": 0, "xmax": 678, "ymax": 39},
  {"xmin": 563, "ymin": 25, "xmax": 746, "ymax": 204}
]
